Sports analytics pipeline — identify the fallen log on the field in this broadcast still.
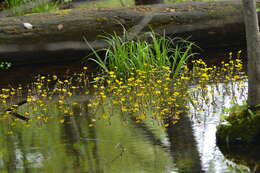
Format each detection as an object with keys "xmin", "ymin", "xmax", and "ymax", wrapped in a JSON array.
[{"xmin": 0, "ymin": 1, "xmax": 258, "ymax": 65}]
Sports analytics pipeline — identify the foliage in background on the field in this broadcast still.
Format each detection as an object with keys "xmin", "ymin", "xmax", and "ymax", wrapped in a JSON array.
[
  {"xmin": 2, "ymin": 0, "xmax": 59, "ymax": 15},
  {"xmin": 0, "ymin": 61, "xmax": 11, "ymax": 71},
  {"xmin": 29, "ymin": 1, "xmax": 58, "ymax": 13},
  {"xmin": 1, "ymin": 0, "xmax": 233, "ymax": 15},
  {"xmin": 4, "ymin": 0, "xmax": 23, "ymax": 8}
]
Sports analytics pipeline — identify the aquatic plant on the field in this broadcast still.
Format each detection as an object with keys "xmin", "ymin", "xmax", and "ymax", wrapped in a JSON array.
[
  {"xmin": 87, "ymin": 31, "xmax": 194, "ymax": 78},
  {"xmin": 88, "ymin": 52, "xmax": 246, "ymax": 126},
  {"xmin": 0, "ymin": 49, "xmax": 246, "ymax": 134}
]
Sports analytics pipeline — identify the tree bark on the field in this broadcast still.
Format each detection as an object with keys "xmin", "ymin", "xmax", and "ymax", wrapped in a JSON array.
[{"xmin": 242, "ymin": 0, "xmax": 260, "ymax": 107}]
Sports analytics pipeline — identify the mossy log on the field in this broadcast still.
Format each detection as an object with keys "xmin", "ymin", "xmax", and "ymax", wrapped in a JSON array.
[
  {"xmin": 216, "ymin": 107, "xmax": 260, "ymax": 145},
  {"xmin": 0, "ymin": 1, "xmax": 260, "ymax": 65}
]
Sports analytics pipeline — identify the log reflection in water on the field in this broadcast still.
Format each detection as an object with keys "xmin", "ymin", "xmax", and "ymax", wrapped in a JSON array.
[
  {"xmin": 130, "ymin": 118, "xmax": 168, "ymax": 149},
  {"xmin": 5, "ymin": 134, "xmax": 17, "ymax": 172},
  {"xmin": 17, "ymin": 133, "xmax": 30, "ymax": 173},
  {"xmin": 83, "ymin": 100, "xmax": 103, "ymax": 173},
  {"xmin": 62, "ymin": 105, "xmax": 84, "ymax": 170},
  {"xmin": 166, "ymin": 114, "xmax": 204, "ymax": 173},
  {"xmin": 61, "ymin": 101, "xmax": 103, "ymax": 173}
]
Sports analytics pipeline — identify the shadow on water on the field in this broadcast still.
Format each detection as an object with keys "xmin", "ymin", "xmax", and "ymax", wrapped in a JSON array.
[
  {"xmin": 166, "ymin": 114, "xmax": 204, "ymax": 173},
  {"xmin": 218, "ymin": 144, "xmax": 260, "ymax": 172}
]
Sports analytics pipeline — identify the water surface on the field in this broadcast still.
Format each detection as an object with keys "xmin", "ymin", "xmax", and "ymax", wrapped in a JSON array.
[{"xmin": 1, "ymin": 79, "xmax": 256, "ymax": 173}]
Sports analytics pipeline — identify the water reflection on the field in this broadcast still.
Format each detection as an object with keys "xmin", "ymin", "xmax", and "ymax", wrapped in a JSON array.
[
  {"xmin": 166, "ymin": 114, "xmax": 204, "ymax": 173},
  {"xmin": 0, "ymin": 101, "xmax": 176, "ymax": 172},
  {"xmin": 1, "ymin": 79, "xmax": 259, "ymax": 173},
  {"xmin": 191, "ymin": 81, "xmax": 249, "ymax": 173}
]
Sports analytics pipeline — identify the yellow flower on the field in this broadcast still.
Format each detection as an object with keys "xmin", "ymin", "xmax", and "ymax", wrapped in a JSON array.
[
  {"xmin": 53, "ymin": 75, "xmax": 58, "ymax": 80},
  {"xmin": 155, "ymin": 90, "xmax": 161, "ymax": 95},
  {"xmin": 173, "ymin": 92, "xmax": 180, "ymax": 96},
  {"xmin": 102, "ymin": 113, "xmax": 109, "ymax": 119},
  {"xmin": 58, "ymin": 100, "xmax": 64, "ymax": 104},
  {"xmin": 136, "ymin": 113, "xmax": 147, "ymax": 119},
  {"xmin": 156, "ymin": 80, "xmax": 162, "ymax": 84},
  {"xmin": 121, "ymin": 106, "xmax": 128, "ymax": 112}
]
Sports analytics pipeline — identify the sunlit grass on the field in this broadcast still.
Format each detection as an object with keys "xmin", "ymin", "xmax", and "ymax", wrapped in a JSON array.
[
  {"xmin": 2, "ymin": 0, "xmax": 59, "ymax": 16},
  {"xmin": 29, "ymin": 2, "xmax": 59, "ymax": 13},
  {"xmin": 87, "ymin": 31, "xmax": 195, "ymax": 78}
]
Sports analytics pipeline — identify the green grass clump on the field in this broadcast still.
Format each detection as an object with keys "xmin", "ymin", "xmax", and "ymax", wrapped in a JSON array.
[{"xmin": 87, "ymin": 31, "xmax": 194, "ymax": 78}]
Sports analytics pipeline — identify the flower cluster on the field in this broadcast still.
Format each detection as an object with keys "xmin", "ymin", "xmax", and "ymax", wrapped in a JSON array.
[{"xmin": 0, "ymin": 51, "xmax": 247, "ymax": 132}]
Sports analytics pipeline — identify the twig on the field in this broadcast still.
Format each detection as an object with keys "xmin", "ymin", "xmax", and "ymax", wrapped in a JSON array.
[{"xmin": 4, "ymin": 100, "xmax": 29, "ymax": 121}]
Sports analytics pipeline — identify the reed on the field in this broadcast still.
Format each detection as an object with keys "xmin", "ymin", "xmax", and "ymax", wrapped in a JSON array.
[{"xmin": 88, "ymin": 31, "xmax": 195, "ymax": 78}]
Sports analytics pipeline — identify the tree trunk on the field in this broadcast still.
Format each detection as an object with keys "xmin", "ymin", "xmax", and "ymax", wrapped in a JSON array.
[
  {"xmin": 135, "ymin": 0, "xmax": 163, "ymax": 5},
  {"xmin": 242, "ymin": 0, "xmax": 260, "ymax": 107}
]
